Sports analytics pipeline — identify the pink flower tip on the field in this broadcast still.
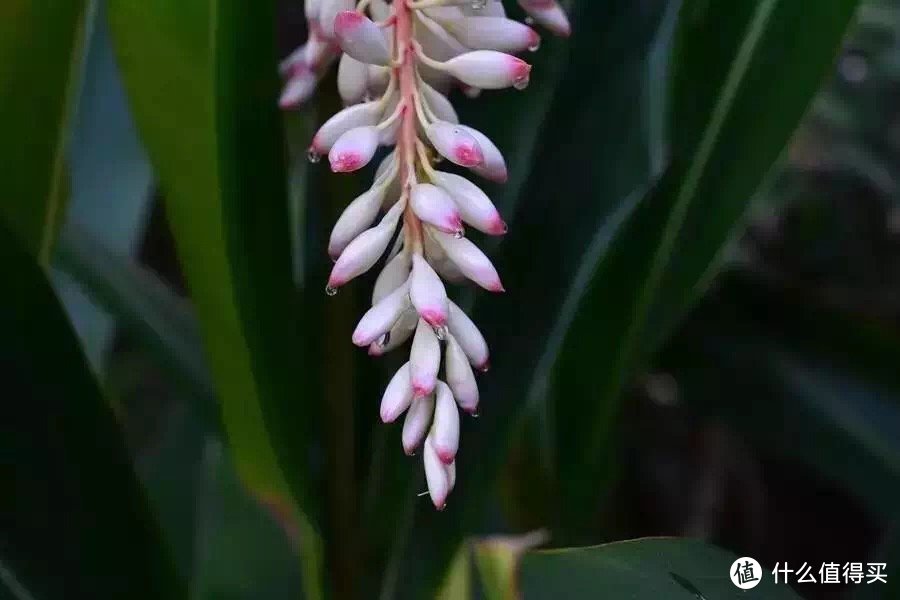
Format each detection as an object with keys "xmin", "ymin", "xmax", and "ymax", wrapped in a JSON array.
[
  {"xmin": 330, "ymin": 152, "xmax": 364, "ymax": 173},
  {"xmin": 326, "ymin": 273, "xmax": 346, "ymax": 289},
  {"xmin": 380, "ymin": 408, "xmax": 397, "ymax": 424},
  {"xmin": 487, "ymin": 215, "xmax": 508, "ymax": 236},
  {"xmin": 412, "ymin": 381, "xmax": 435, "ymax": 398},
  {"xmin": 436, "ymin": 448, "xmax": 456, "ymax": 465},
  {"xmin": 420, "ymin": 309, "xmax": 447, "ymax": 328},
  {"xmin": 334, "ymin": 10, "xmax": 364, "ymax": 35},
  {"xmin": 488, "ymin": 280, "xmax": 506, "ymax": 293},
  {"xmin": 454, "ymin": 143, "xmax": 484, "ymax": 167},
  {"xmin": 368, "ymin": 344, "xmax": 383, "ymax": 357},
  {"xmin": 509, "ymin": 57, "xmax": 532, "ymax": 80},
  {"xmin": 477, "ymin": 358, "xmax": 491, "ymax": 373}
]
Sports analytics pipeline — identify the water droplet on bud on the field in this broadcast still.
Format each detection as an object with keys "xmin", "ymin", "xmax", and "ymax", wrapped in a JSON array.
[
  {"xmin": 528, "ymin": 40, "xmax": 541, "ymax": 52},
  {"xmin": 470, "ymin": 0, "xmax": 487, "ymax": 9},
  {"xmin": 434, "ymin": 326, "xmax": 448, "ymax": 341},
  {"xmin": 308, "ymin": 148, "xmax": 321, "ymax": 163},
  {"xmin": 325, "ymin": 286, "xmax": 338, "ymax": 296},
  {"xmin": 525, "ymin": 16, "xmax": 535, "ymax": 25},
  {"xmin": 453, "ymin": 230, "xmax": 464, "ymax": 239},
  {"xmin": 513, "ymin": 75, "xmax": 530, "ymax": 91},
  {"xmin": 471, "ymin": 411, "xmax": 480, "ymax": 418}
]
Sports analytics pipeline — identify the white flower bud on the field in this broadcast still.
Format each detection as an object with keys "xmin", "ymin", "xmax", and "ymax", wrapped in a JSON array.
[
  {"xmin": 420, "ymin": 82, "xmax": 459, "ymax": 124},
  {"xmin": 352, "ymin": 282, "xmax": 411, "ymax": 347},
  {"xmin": 334, "ymin": 11, "xmax": 391, "ymax": 66},
  {"xmin": 445, "ymin": 334, "xmax": 479, "ymax": 414},
  {"xmin": 518, "ymin": 0, "xmax": 572, "ymax": 37},
  {"xmin": 280, "ymin": 68, "xmax": 318, "ymax": 108},
  {"xmin": 409, "ymin": 254, "xmax": 449, "ymax": 327},
  {"xmin": 328, "ymin": 201, "xmax": 403, "ymax": 289},
  {"xmin": 369, "ymin": 308, "xmax": 417, "ymax": 356},
  {"xmin": 338, "ymin": 53, "xmax": 369, "ymax": 105},
  {"xmin": 447, "ymin": 300, "xmax": 489, "ymax": 371},
  {"xmin": 373, "ymin": 250, "xmax": 412, "ymax": 303},
  {"xmin": 311, "ymin": 101, "xmax": 382, "ymax": 154},
  {"xmin": 432, "ymin": 381, "xmax": 459, "ymax": 464},
  {"xmin": 444, "ymin": 17, "xmax": 540, "ymax": 53},
  {"xmin": 369, "ymin": 0, "xmax": 392, "ymax": 21},
  {"xmin": 380, "ymin": 362, "xmax": 414, "ymax": 423},
  {"xmin": 411, "ymin": 183, "xmax": 463, "ymax": 235},
  {"xmin": 318, "ymin": 0, "xmax": 355, "ymax": 39},
  {"xmin": 443, "ymin": 50, "xmax": 531, "ymax": 90},
  {"xmin": 424, "ymin": 234, "xmax": 466, "ymax": 283},
  {"xmin": 463, "ymin": 0, "xmax": 505, "ymax": 16},
  {"xmin": 410, "ymin": 319, "xmax": 441, "ymax": 397},
  {"xmin": 459, "ymin": 125, "xmax": 508, "ymax": 183},
  {"xmin": 433, "ymin": 231, "xmax": 504, "ymax": 292},
  {"xmin": 415, "ymin": 11, "xmax": 467, "ymax": 61},
  {"xmin": 368, "ymin": 65, "xmax": 391, "ymax": 97},
  {"xmin": 432, "ymin": 171, "xmax": 506, "ymax": 235},
  {"xmin": 402, "ymin": 395, "xmax": 435, "ymax": 455},
  {"xmin": 329, "ymin": 125, "xmax": 380, "ymax": 172},
  {"xmin": 426, "ymin": 121, "xmax": 484, "ymax": 167},
  {"xmin": 423, "ymin": 434, "xmax": 452, "ymax": 509},
  {"xmin": 329, "ymin": 179, "xmax": 394, "ymax": 260}
]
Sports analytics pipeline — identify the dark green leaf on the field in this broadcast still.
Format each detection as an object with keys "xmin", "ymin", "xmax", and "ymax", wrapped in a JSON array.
[
  {"xmin": 549, "ymin": 0, "xmax": 862, "ymax": 517},
  {"xmin": 106, "ymin": 1, "xmax": 323, "ymax": 596},
  {"xmin": 0, "ymin": 222, "xmax": 184, "ymax": 599},
  {"xmin": 520, "ymin": 538, "xmax": 801, "ymax": 599},
  {"xmin": 0, "ymin": 0, "xmax": 87, "ymax": 260}
]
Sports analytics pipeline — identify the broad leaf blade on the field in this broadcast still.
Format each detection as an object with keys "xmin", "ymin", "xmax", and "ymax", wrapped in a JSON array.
[
  {"xmin": 550, "ymin": 0, "xmax": 862, "ymax": 516},
  {"xmin": 0, "ymin": 222, "xmax": 183, "ymax": 599},
  {"xmin": 0, "ymin": 0, "xmax": 87, "ymax": 259},
  {"xmin": 106, "ymin": 2, "xmax": 323, "ymax": 596},
  {"xmin": 520, "ymin": 538, "xmax": 801, "ymax": 599}
]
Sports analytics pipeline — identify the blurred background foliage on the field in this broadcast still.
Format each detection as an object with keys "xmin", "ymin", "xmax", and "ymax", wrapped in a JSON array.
[{"xmin": 2, "ymin": 0, "xmax": 899, "ymax": 598}]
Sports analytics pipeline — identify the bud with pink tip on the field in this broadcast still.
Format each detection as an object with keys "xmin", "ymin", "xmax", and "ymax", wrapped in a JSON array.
[
  {"xmin": 410, "ymin": 319, "xmax": 440, "ymax": 397},
  {"xmin": 432, "ymin": 172, "xmax": 506, "ymax": 235},
  {"xmin": 352, "ymin": 282, "xmax": 411, "ymax": 347},
  {"xmin": 411, "ymin": 183, "xmax": 463, "ymax": 235},
  {"xmin": 380, "ymin": 362, "xmax": 414, "ymax": 423},
  {"xmin": 328, "ymin": 201, "xmax": 403, "ymax": 289},
  {"xmin": 443, "ymin": 51, "xmax": 531, "ymax": 90},
  {"xmin": 334, "ymin": 11, "xmax": 391, "ymax": 66},
  {"xmin": 373, "ymin": 250, "xmax": 412, "ymax": 303},
  {"xmin": 444, "ymin": 17, "xmax": 541, "ymax": 54},
  {"xmin": 338, "ymin": 54, "xmax": 369, "ymax": 105},
  {"xmin": 425, "ymin": 121, "xmax": 484, "ymax": 168},
  {"xmin": 424, "ymin": 434, "xmax": 452, "ymax": 509},
  {"xmin": 402, "ymin": 395, "xmax": 435, "ymax": 455},
  {"xmin": 459, "ymin": 125, "xmax": 508, "ymax": 183},
  {"xmin": 432, "ymin": 381, "xmax": 460, "ymax": 464},
  {"xmin": 329, "ymin": 126, "xmax": 380, "ymax": 172},
  {"xmin": 445, "ymin": 334, "xmax": 479, "ymax": 414},
  {"xmin": 518, "ymin": 0, "xmax": 572, "ymax": 37},
  {"xmin": 433, "ymin": 231, "xmax": 505, "ymax": 292},
  {"xmin": 318, "ymin": 0, "xmax": 355, "ymax": 39},
  {"xmin": 312, "ymin": 102, "xmax": 383, "ymax": 154},
  {"xmin": 448, "ymin": 300, "xmax": 490, "ymax": 371},
  {"xmin": 409, "ymin": 254, "xmax": 449, "ymax": 327}
]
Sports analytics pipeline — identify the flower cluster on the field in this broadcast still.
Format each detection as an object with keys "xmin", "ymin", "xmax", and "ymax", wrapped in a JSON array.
[{"xmin": 281, "ymin": 0, "xmax": 569, "ymax": 510}]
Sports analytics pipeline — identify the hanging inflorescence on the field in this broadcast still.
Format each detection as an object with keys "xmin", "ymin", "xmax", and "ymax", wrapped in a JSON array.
[{"xmin": 281, "ymin": 0, "xmax": 570, "ymax": 510}]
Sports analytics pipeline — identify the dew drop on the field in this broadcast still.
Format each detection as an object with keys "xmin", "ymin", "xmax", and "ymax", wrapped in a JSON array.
[
  {"xmin": 528, "ymin": 40, "xmax": 541, "ymax": 53},
  {"xmin": 471, "ymin": 411, "xmax": 480, "ymax": 418},
  {"xmin": 513, "ymin": 75, "xmax": 531, "ymax": 91},
  {"xmin": 307, "ymin": 148, "xmax": 321, "ymax": 163},
  {"xmin": 453, "ymin": 230, "xmax": 465, "ymax": 240},
  {"xmin": 525, "ymin": 16, "xmax": 535, "ymax": 25},
  {"xmin": 470, "ymin": 0, "xmax": 487, "ymax": 9},
  {"xmin": 325, "ymin": 285, "xmax": 338, "ymax": 296},
  {"xmin": 434, "ymin": 326, "xmax": 448, "ymax": 341}
]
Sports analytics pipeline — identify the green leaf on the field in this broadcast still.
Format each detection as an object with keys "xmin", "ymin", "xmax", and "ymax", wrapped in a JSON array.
[
  {"xmin": 54, "ymin": 224, "xmax": 215, "ymax": 412},
  {"xmin": 520, "ymin": 538, "xmax": 801, "ymax": 599},
  {"xmin": 0, "ymin": 222, "xmax": 184, "ymax": 599},
  {"xmin": 54, "ymin": 0, "xmax": 155, "ymax": 371},
  {"xmin": 663, "ymin": 271, "xmax": 900, "ymax": 519},
  {"xmin": 106, "ymin": 2, "xmax": 323, "ymax": 597},
  {"xmin": 0, "ymin": 0, "xmax": 88, "ymax": 260},
  {"xmin": 549, "ymin": 0, "xmax": 862, "ymax": 517}
]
